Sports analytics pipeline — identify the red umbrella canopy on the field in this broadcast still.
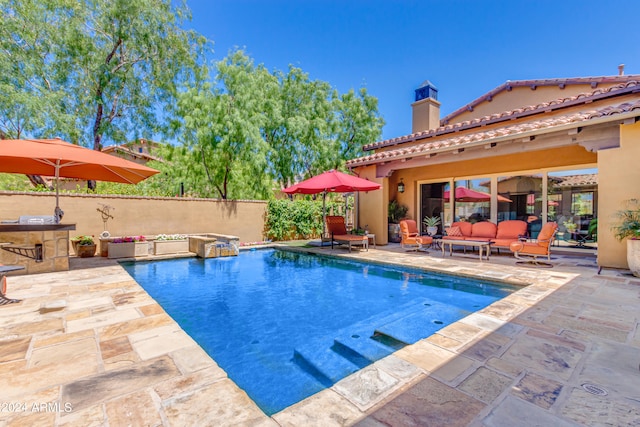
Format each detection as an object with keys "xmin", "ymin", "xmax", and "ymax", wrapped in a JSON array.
[
  {"xmin": 0, "ymin": 138, "xmax": 160, "ymax": 183},
  {"xmin": 444, "ymin": 187, "xmax": 512, "ymax": 203},
  {"xmin": 282, "ymin": 170, "xmax": 380, "ymax": 194}
]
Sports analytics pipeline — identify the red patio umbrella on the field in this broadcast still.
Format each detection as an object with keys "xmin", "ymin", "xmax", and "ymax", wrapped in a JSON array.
[
  {"xmin": 282, "ymin": 170, "xmax": 381, "ymax": 235},
  {"xmin": 444, "ymin": 187, "xmax": 512, "ymax": 203},
  {"xmin": 0, "ymin": 138, "xmax": 160, "ymax": 221},
  {"xmin": 283, "ymin": 169, "xmax": 380, "ymax": 195}
]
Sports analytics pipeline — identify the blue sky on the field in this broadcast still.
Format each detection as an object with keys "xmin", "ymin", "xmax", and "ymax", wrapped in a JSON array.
[{"xmin": 185, "ymin": 0, "xmax": 640, "ymax": 141}]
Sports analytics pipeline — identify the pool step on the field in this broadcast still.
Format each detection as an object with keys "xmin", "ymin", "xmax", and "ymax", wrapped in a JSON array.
[
  {"xmin": 374, "ymin": 303, "xmax": 470, "ymax": 344},
  {"xmin": 294, "ymin": 339, "xmax": 360, "ymax": 386},
  {"xmin": 332, "ymin": 333, "xmax": 395, "ymax": 367},
  {"xmin": 293, "ymin": 297, "xmax": 460, "ymax": 386}
]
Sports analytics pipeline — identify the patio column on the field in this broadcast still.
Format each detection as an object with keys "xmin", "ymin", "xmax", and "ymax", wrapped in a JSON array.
[
  {"xmin": 542, "ymin": 172, "xmax": 548, "ymax": 224},
  {"xmin": 490, "ymin": 176, "xmax": 498, "ymax": 223}
]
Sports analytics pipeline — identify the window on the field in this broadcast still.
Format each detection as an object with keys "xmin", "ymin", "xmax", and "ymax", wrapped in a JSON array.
[{"xmin": 571, "ymin": 192, "xmax": 594, "ymax": 216}]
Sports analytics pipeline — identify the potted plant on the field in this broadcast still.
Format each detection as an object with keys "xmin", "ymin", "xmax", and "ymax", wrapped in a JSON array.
[
  {"xmin": 423, "ymin": 216, "xmax": 441, "ymax": 236},
  {"xmin": 612, "ymin": 199, "xmax": 640, "ymax": 277},
  {"xmin": 153, "ymin": 234, "xmax": 189, "ymax": 255},
  {"xmin": 563, "ymin": 218, "xmax": 578, "ymax": 233},
  {"xmin": 108, "ymin": 235, "xmax": 148, "ymax": 259},
  {"xmin": 71, "ymin": 235, "xmax": 96, "ymax": 258},
  {"xmin": 388, "ymin": 200, "xmax": 408, "ymax": 243}
]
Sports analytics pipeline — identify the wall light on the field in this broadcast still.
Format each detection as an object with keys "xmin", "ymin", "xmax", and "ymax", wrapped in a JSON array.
[{"xmin": 397, "ymin": 178, "xmax": 405, "ymax": 193}]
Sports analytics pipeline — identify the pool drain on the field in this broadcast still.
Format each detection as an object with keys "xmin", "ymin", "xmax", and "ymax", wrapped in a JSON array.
[
  {"xmin": 351, "ymin": 334, "xmax": 360, "ymax": 339},
  {"xmin": 433, "ymin": 320, "xmax": 443, "ymax": 325},
  {"xmin": 582, "ymin": 383, "xmax": 608, "ymax": 396}
]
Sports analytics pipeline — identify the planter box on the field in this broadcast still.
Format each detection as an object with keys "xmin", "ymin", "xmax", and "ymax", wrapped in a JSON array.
[
  {"xmin": 153, "ymin": 239, "xmax": 189, "ymax": 255},
  {"xmin": 108, "ymin": 242, "xmax": 149, "ymax": 259},
  {"xmin": 76, "ymin": 244, "xmax": 97, "ymax": 258}
]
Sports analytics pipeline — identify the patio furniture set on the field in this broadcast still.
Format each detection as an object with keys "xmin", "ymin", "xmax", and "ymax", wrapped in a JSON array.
[{"xmin": 399, "ymin": 219, "xmax": 558, "ymax": 264}]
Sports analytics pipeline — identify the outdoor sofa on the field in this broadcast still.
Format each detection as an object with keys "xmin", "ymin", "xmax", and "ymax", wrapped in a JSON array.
[{"xmin": 442, "ymin": 220, "xmax": 528, "ymax": 251}]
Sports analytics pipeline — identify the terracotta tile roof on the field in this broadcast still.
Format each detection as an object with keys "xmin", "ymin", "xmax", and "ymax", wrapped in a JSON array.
[
  {"xmin": 554, "ymin": 174, "xmax": 598, "ymax": 187},
  {"xmin": 347, "ymin": 99, "xmax": 640, "ymax": 168},
  {"xmin": 363, "ymin": 80, "xmax": 640, "ymax": 152},
  {"xmin": 441, "ymin": 75, "xmax": 640, "ymax": 125}
]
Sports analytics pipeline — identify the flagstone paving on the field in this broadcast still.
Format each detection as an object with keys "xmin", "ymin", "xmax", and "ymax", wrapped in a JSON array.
[{"xmin": 0, "ymin": 245, "xmax": 638, "ymax": 426}]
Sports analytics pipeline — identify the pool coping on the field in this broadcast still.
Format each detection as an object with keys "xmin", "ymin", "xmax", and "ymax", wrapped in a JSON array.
[{"xmin": 1, "ymin": 245, "xmax": 638, "ymax": 426}]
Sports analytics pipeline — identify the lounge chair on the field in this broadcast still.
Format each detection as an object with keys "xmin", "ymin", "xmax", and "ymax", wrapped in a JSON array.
[
  {"xmin": 325, "ymin": 216, "xmax": 368, "ymax": 252},
  {"xmin": 509, "ymin": 222, "xmax": 558, "ymax": 266},
  {"xmin": 399, "ymin": 220, "xmax": 433, "ymax": 251},
  {"xmin": 0, "ymin": 265, "xmax": 24, "ymax": 305}
]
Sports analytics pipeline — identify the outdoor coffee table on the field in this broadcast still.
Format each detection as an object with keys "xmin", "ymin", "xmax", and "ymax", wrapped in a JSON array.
[{"xmin": 438, "ymin": 239, "xmax": 492, "ymax": 261}]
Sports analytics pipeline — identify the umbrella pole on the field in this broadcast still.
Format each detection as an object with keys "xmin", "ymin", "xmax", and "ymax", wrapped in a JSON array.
[
  {"xmin": 55, "ymin": 161, "xmax": 60, "ymax": 209},
  {"xmin": 54, "ymin": 160, "xmax": 63, "ymax": 223},
  {"xmin": 322, "ymin": 191, "xmax": 327, "ymax": 238}
]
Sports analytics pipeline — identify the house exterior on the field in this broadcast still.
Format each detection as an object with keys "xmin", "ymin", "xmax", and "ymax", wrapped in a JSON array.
[
  {"xmin": 101, "ymin": 138, "xmax": 163, "ymax": 165},
  {"xmin": 348, "ymin": 73, "xmax": 640, "ymax": 269}
]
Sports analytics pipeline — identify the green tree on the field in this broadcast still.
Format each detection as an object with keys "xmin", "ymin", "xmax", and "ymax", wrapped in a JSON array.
[
  {"xmin": 263, "ymin": 69, "xmax": 384, "ymax": 189},
  {"xmin": 177, "ymin": 51, "xmax": 273, "ymax": 199},
  {"xmin": 0, "ymin": 0, "xmax": 77, "ymax": 139},
  {"xmin": 0, "ymin": 0, "xmax": 210, "ymax": 148},
  {"xmin": 263, "ymin": 66, "xmax": 334, "ymax": 189},
  {"xmin": 172, "ymin": 50, "xmax": 384, "ymax": 200},
  {"xmin": 331, "ymin": 88, "xmax": 385, "ymax": 167}
]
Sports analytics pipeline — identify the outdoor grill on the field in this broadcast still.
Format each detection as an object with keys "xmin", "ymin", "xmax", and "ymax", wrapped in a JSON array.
[{"xmin": 18, "ymin": 215, "xmax": 57, "ymax": 225}]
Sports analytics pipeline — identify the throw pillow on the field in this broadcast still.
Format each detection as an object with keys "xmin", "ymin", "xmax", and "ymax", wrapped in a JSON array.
[{"xmin": 446, "ymin": 226, "xmax": 462, "ymax": 237}]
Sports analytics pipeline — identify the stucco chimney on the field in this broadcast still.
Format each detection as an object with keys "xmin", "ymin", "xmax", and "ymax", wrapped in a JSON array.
[
  {"xmin": 411, "ymin": 80, "xmax": 440, "ymax": 133},
  {"xmin": 618, "ymin": 64, "xmax": 625, "ymax": 76}
]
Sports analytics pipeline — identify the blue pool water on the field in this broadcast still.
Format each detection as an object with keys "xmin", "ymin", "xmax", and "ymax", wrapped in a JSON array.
[{"xmin": 123, "ymin": 249, "xmax": 516, "ymax": 415}]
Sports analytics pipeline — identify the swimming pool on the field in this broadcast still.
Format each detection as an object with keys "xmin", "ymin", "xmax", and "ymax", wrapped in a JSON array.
[{"xmin": 123, "ymin": 249, "xmax": 516, "ymax": 415}]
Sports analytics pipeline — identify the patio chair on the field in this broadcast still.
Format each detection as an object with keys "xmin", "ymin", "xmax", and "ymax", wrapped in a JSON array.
[
  {"xmin": 509, "ymin": 222, "xmax": 558, "ymax": 267},
  {"xmin": 325, "ymin": 216, "xmax": 368, "ymax": 252},
  {"xmin": 399, "ymin": 220, "xmax": 433, "ymax": 251},
  {"xmin": 0, "ymin": 265, "xmax": 24, "ymax": 306}
]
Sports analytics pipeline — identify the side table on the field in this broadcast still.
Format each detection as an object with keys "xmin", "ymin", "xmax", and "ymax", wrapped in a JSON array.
[{"xmin": 365, "ymin": 234, "xmax": 376, "ymax": 248}]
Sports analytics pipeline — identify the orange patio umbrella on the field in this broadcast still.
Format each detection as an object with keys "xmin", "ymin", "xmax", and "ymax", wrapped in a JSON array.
[{"xmin": 0, "ymin": 138, "xmax": 160, "ymax": 221}]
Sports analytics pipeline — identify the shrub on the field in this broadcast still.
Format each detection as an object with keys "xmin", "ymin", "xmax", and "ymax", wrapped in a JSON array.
[
  {"xmin": 71, "ymin": 235, "xmax": 95, "ymax": 245},
  {"xmin": 265, "ymin": 198, "xmax": 344, "ymax": 241},
  {"xmin": 612, "ymin": 199, "xmax": 640, "ymax": 241}
]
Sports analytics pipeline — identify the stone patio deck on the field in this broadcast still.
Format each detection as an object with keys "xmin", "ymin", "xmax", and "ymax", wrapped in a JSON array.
[{"xmin": 0, "ymin": 245, "xmax": 638, "ymax": 426}]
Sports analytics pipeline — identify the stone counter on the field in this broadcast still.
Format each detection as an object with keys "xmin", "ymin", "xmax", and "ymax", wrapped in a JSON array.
[{"xmin": 0, "ymin": 224, "xmax": 76, "ymax": 274}]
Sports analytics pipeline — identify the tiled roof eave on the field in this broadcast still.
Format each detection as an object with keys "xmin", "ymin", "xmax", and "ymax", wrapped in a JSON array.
[{"xmin": 347, "ymin": 103, "xmax": 640, "ymax": 169}]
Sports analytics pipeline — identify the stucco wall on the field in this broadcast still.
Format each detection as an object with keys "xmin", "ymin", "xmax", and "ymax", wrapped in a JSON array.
[
  {"xmin": 0, "ymin": 192, "xmax": 267, "ymax": 243},
  {"xmin": 598, "ymin": 121, "xmax": 640, "ymax": 268},
  {"xmin": 355, "ymin": 167, "xmax": 388, "ymax": 244}
]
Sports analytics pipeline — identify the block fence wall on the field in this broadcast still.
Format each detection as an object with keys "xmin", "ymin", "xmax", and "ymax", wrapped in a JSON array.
[{"xmin": 0, "ymin": 192, "xmax": 267, "ymax": 244}]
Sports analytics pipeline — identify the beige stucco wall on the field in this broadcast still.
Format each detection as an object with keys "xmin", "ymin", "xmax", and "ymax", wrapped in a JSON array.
[
  {"xmin": 597, "ymin": 121, "xmax": 640, "ymax": 268},
  {"xmin": 355, "ymin": 166, "xmax": 388, "ymax": 244},
  {"xmin": 0, "ymin": 192, "xmax": 267, "ymax": 244}
]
